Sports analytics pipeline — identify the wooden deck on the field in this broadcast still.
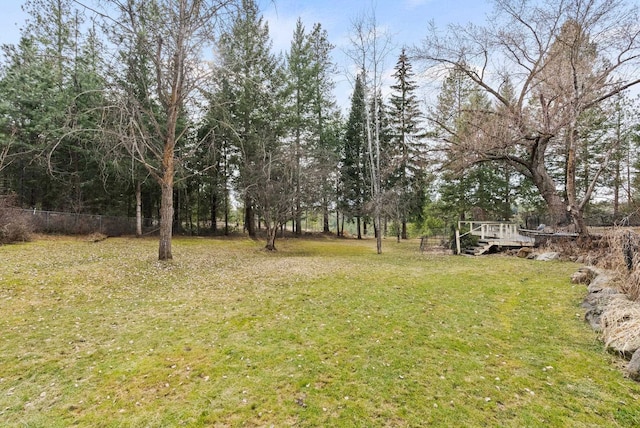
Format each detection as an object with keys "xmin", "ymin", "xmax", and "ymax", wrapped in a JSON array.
[{"xmin": 457, "ymin": 221, "xmax": 536, "ymax": 255}]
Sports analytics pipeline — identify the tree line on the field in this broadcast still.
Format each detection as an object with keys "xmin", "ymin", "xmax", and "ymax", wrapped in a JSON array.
[{"xmin": 1, "ymin": 0, "xmax": 639, "ymax": 259}]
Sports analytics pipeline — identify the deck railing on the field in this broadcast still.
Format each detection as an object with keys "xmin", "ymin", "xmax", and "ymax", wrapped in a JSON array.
[
  {"xmin": 459, "ymin": 221, "xmax": 521, "ymax": 240},
  {"xmin": 455, "ymin": 221, "xmax": 523, "ymax": 254}
]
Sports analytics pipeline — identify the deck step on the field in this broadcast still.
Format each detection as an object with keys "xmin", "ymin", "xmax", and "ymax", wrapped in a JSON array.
[{"xmin": 464, "ymin": 241, "xmax": 496, "ymax": 256}]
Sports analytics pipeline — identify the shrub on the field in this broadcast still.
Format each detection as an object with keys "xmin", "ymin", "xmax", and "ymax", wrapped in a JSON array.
[
  {"xmin": 593, "ymin": 229, "xmax": 640, "ymax": 301},
  {"xmin": 0, "ymin": 195, "xmax": 33, "ymax": 244}
]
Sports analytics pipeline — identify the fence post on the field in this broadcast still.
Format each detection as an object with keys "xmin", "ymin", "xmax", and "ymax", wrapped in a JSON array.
[{"xmin": 455, "ymin": 229, "xmax": 461, "ymax": 255}]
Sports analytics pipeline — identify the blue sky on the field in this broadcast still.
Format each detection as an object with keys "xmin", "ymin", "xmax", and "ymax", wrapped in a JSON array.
[
  {"xmin": 259, "ymin": 0, "xmax": 491, "ymax": 53},
  {"xmin": 0, "ymin": 0, "xmax": 491, "ymax": 47},
  {"xmin": 257, "ymin": 0, "xmax": 493, "ymax": 106},
  {"xmin": 0, "ymin": 0, "xmax": 493, "ymax": 108}
]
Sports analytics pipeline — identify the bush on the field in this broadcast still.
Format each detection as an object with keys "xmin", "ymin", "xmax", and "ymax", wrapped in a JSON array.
[{"xmin": 0, "ymin": 195, "xmax": 33, "ymax": 244}]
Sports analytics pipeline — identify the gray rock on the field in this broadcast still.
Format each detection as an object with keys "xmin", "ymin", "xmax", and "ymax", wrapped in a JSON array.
[
  {"xmin": 536, "ymin": 252, "xmax": 560, "ymax": 261},
  {"xmin": 582, "ymin": 290, "xmax": 627, "ymax": 332},
  {"xmin": 627, "ymin": 349, "xmax": 640, "ymax": 381},
  {"xmin": 571, "ymin": 267, "xmax": 596, "ymax": 284},
  {"xmin": 587, "ymin": 270, "xmax": 612, "ymax": 293}
]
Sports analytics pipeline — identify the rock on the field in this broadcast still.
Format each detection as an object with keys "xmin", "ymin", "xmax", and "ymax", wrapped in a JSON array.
[
  {"xmin": 587, "ymin": 270, "xmax": 612, "ymax": 293},
  {"xmin": 582, "ymin": 289, "xmax": 626, "ymax": 332},
  {"xmin": 627, "ymin": 349, "xmax": 640, "ymax": 381},
  {"xmin": 536, "ymin": 252, "xmax": 559, "ymax": 261},
  {"xmin": 571, "ymin": 267, "xmax": 596, "ymax": 284},
  {"xmin": 517, "ymin": 247, "xmax": 533, "ymax": 258}
]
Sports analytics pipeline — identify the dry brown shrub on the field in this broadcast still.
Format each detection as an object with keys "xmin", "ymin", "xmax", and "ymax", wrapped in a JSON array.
[
  {"xmin": 596, "ymin": 230, "xmax": 636, "ymax": 268},
  {"xmin": 601, "ymin": 297, "xmax": 640, "ymax": 356},
  {"xmin": 594, "ymin": 229, "xmax": 640, "ymax": 300},
  {"xmin": 538, "ymin": 234, "xmax": 608, "ymax": 264},
  {"xmin": 0, "ymin": 195, "xmax": 33, "ymax": 244},
  {"xmin": 85, "ymin": 232, "xmax": 108, "ymax": 242},
  {"xmin": 625, "ymin": 270, "xmax": 640, "ymax": 302}
]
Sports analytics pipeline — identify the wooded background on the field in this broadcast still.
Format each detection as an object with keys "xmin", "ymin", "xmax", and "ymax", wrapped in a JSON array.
[{"xmin": 1, "ymin": 0, "xmax": 639, "ymax": 257}]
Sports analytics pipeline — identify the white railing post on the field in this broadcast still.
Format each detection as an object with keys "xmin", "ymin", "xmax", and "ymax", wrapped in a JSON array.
[{"xmin": 456, "ymin": 229, "xmax": 461, "ymax": 255}]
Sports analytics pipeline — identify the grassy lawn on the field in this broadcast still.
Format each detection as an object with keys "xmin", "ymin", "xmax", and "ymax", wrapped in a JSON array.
[{"xmin": 1, "ymin": 235, "xmax": 639, "ymax": 427}]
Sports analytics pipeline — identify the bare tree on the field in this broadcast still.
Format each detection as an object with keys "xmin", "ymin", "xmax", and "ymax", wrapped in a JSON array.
[
  {"xmin": 100, "ymin": 0, "xmax": 236, "ymax": 259},
  {"xmin": 415, "ymin": 0, "xmax": 640, "ymax": 234},
  {"xmin": 346, "ymin": 9, "xmax": 394, "ymax": 253},
  {"xmin": 248, "ymin": 146, "xmax": 295, "ymax": 251}
]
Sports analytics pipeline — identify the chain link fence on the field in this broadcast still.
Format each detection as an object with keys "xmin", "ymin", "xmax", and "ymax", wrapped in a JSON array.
[{"xmin": 19, "ymin": 209, "xmax": 156, "ymax": 236}]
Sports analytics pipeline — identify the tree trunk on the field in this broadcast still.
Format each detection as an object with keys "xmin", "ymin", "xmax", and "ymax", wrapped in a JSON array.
[
  {"xmin": 135, "ymin": 180, "xmax": 142, "ymax": 237},
  {"xmin": 224, "ymin": 186, "xmax": 229, "ymax": 236},
  {"xmin": 376, "ymin": 214, "xmax": 382, "ymax": 254},
  {"xmin": 533, "ymin": 173, "xmax": 568, "ymax": 229},
  {"xmin": 357, "ymin": 216, "xmax": 362, "ymax": 239},
  {"xmin": 211, "ymin": 185, "xmax": 218, "ymax": 233},
  {"xmin": 265, "ymin": 226, "xmax": 277, "ymax": 251},
  {"xmin": 158, "ymin": 180, "xmax": 174, "ymax": 260},
  {"xmin": 245, "ymin": 198, "xmax": 256, "ymax": 238},
  {"xmin": 401, "ymin": 220, "xmax": 407, "ymax": 240},
  {"xmin": 323, "ymin": 197, "xmax": 330, "ymax": 233},
  {"xmin": 527, "ymin": 136, "xmax": 570, "ymax": 228},
  {"xmin": 564, "ymin": 127, "xmax": 589, "ymax": 236},
  {"xmin": 158, "ymin": 116, "xmax": 176, "ymax": 260},
  {"xmin": 569, "ymin": 206, "xmax": 588, "ymax": 236}
]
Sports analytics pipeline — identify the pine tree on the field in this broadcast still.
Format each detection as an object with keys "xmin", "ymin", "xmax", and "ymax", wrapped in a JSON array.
[
  {"xmin": 285, "ymin": 18, "xmax": 314, "ymax": 235},
  {"xmin": 306, "ymin": 23, "xmax": 340, "ymax": 234},
  {"xmin": 340, "ymin": 75, "xmax": 368, "ymax": 239},
  {"xmin": 433, "ymin": 68, "xmax": 511, "ymax": 221},
  {"xmin": 387, "ymin": 48, "xmax": 428, "ymax": 238},
  {"xmin": 0, "ymin": 0, "xmax": 109, "ymax": 213},
  {"xmin": 214, "ymin": 0, "xmax": 288, "ymax": 248}
]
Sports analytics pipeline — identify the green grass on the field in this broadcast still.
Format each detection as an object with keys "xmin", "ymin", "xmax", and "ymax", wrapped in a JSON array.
[{"xmin": 0, "ymin": 235, "xmax": 639, "ymax": 427}]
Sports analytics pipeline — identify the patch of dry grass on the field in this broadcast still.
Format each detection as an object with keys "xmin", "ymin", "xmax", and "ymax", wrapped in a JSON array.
[
  {"xmin": 601, "ymin": 297, "xmax": 640, "ymax": 356},
  {"xmin": 0, "ymin": 236, "xmax": 639, "ymax": 427}
]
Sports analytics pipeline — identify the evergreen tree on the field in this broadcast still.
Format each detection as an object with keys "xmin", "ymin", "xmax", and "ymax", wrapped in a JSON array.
[
  {"xmin": 214, "ymin": 0, "xmax": 288, "ymax": 248},
  {"xmin": 387, "ymin": 48, "xmax": 428, "ymax": 238},
  {"xmin": 0, "ymin": 0, "xmax": 110, "ymax": 213},
  {"xmin": 432, "ymin": 68, "xmax": 511, "ymax": 221},
  {"xmin": 340, "ymin": 75, "xmax": 368, "ymax": 238},
  {"xmin": 307, "ymin": 23, "xmax": 340, "ymax": 234},
  {"xmin": 0, "ymin": 36, "xmax": 61, "ymax": 206},
  {"xmin": 285, "ymin": 18, "xmax": 313, "ymax": 235}
]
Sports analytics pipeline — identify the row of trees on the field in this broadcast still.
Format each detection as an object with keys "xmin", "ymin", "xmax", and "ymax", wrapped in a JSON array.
[
  {"xmin": 1, "ymin": 0, "xmax": 639, "ymax": 259},
  {"xmin": 0, "ymin": 0, "xmax": 428, "ymax": 257}
]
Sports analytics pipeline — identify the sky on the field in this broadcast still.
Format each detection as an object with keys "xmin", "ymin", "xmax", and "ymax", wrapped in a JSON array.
[
  {"xmin": 260, "ymin": 0, "xmax": 493, "ymax": 107},
  {"xmin": 0, "ymin": 0, "xmax": 494, "ymax": 109}
]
